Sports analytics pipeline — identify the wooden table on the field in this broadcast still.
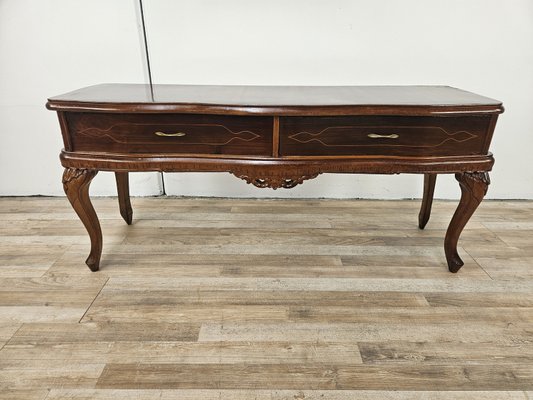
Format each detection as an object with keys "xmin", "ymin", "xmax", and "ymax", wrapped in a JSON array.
[{"xmin": 47, "ymin": 84, "xmax": 503, "ymax": 272}]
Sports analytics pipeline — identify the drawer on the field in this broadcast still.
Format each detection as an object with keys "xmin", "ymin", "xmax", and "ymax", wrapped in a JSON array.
[
  {"xmin": 66, "ymin": 113, "xmax": 273, "ymax": 156},
  {"xmin": 279, "ymin": 116, "xmax": 492, "ymax": 157}
]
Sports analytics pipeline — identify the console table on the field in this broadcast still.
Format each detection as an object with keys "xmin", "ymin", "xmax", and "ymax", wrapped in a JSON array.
[{"xmin": 46, "ymin": 84, "xmax": 503, "ymax": 273}]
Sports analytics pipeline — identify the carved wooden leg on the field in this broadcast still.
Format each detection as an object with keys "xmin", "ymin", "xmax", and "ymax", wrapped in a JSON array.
[
  {"xmin": 115, "ymin": 172, "xmax": 133, "ymax": 225},
  {"xmin": 418, "ymin": 173, "xmax": 437, "ymax": 229},
  {"xmin": 63, "ymin": 168, "xmax": 102, "ymax": 272},
  {"xmin": 444, "ymin": 172, "xmax": 489, "ymax": 273}
]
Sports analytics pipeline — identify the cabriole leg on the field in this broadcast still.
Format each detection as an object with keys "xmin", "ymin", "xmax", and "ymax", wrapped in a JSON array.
[
  {"xmin": 444, "ymin": 172, "xmax": 489, "ymax": 273},
  {"xmin": 115, "ymin": 172, "xmax": 133, "ymax": 225},
  {"xmin": 418, "ymin": 173, "xmax": 437, "ymax": 229},
  {"xmin": 62, "ymin": 168, "xmax": 102, "ymax": 272}
]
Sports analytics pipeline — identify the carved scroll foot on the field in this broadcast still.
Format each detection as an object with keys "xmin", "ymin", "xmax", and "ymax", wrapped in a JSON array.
[
  {"xmin": 418, "ymin": 173, "xmax": 437, "ymax": 229},
  {"xmin": 115, "ymin": 172, "xmax": 133, "ymax": 225},
  {"xmin": 444, "ymin": 172, "xmax": 489, "ymax": 273},
  {"xmin": 63, "ymin": 168, "xmax": 102, "ymax": 272}
]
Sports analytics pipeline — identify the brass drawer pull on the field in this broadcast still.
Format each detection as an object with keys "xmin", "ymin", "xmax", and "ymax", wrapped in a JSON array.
[
  {"xmin": 367, "ymin": 133, "xmax": 399, "ymax": 139},
  {"xmin": 154, "ymin": 131, "xmax": 186, "ymax": 137}
]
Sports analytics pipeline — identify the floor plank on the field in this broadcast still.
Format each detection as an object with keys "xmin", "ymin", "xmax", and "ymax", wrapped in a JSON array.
[
  {"xmin": 424, "ymin": 292, "xmax": 533, "ymax": 307},
  {"xmin": 86, "ymin": 289, "xmax": 429, "ymax": 307},
  {"xmin": 43, "ymin": 389, "xmax": 529, "ymax": 400},
  {"xmin": 102, "ymin": 276, "xmax": 533, "ymax": 292},
  {"xmin": 358, "ymin": 341, "xmax": 533, "ymax": 364},
  {"xmin": 0, "ymin": 342, "xmax": 362, "ymax": 364},
  {"xmin": 95, "ymin": 363, "xmax": 533, "ymax": 390},
  {"xmin": 6, "ymin": 322, "xmax": 200, "ymax": 344},
  {"xmin": 0, "ymin": 390, "xmax": 49, "ymax": 400},
  {"xmin": 0, "ymin": 360, "xmax": 104, "ymax": 390},
  {"xmin": 198, "ymin": 321, "xmax": 533, "ymax": 344}
]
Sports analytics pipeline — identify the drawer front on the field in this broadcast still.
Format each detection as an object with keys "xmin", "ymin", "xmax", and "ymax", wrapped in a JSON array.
[
  {"xmin": 66, "ymin": 113, "xmax": 273, "ymax": 156},
  {"xmin": 280, "ymin": 116, "xmax": 492, "ymax": 157}
]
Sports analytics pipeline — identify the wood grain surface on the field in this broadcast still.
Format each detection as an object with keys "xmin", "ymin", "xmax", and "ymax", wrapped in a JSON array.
[
  {"xmin": 47, "ymin": 84, "xmax": 503, "ymax": 116},
  {"xmin": 0, "ymin": 196, "xmax": 532, "ymax": 398}
]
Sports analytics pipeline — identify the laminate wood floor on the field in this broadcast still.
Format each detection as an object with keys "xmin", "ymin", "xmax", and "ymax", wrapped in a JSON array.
[{"xmin": 0, "ymin": 196, "xmax": 532, "ymax": 399}]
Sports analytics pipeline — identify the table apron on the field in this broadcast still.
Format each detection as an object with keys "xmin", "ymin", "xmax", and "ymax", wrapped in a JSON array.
[{"xmin": 60, "ymin": 151, "xmax": 494, "ymax": 175}]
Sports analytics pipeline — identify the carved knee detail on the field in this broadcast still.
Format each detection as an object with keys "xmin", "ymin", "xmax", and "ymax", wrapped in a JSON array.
[
  {"xmin": 62, "ymin": 168, "xmax": 98, "ymax": 193},
  {"xmin": 456, "ymin": 172, "xmax": 490, "ymax": 203}
]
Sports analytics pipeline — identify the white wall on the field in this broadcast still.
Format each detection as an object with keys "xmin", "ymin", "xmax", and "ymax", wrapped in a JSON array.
[
  {"xmin": 0, "ymin": 0, "xmax": 162, "ymax": 196},
  {"xmin": 1, "ymin": 0, "xmax": 532, "ymax": 199}
]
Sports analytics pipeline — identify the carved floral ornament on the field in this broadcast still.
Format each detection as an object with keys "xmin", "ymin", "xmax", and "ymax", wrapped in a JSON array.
[{"xmin": 230, "ymin": 170, "xmax": 321, "ymax": 189}]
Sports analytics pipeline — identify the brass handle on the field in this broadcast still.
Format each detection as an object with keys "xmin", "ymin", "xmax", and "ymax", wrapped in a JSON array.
[
  {"xmin": 154, "ymin": 131, "xmax": 186, "ymax": 137},
  {"xmin": 367, "ymin": 133, "xmax": 399, "ymax": 139}
]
